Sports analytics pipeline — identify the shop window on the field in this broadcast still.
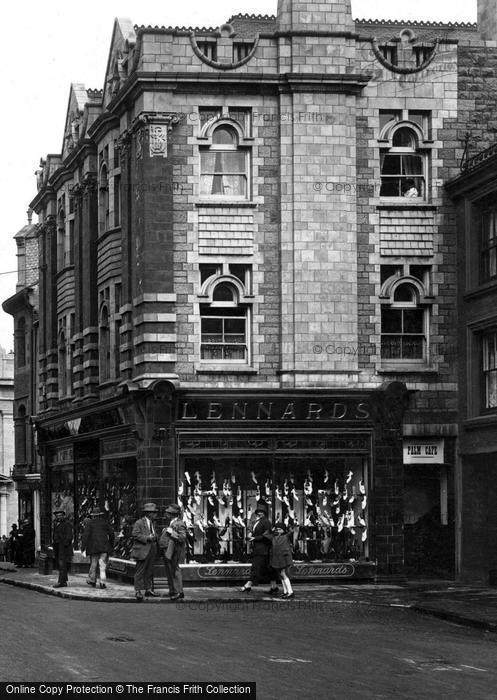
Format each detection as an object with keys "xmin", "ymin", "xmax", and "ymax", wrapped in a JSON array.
[
  {"xmin": 199, "ymin": 123, "xmax": 249, "ymax": 199},
  {"xmin": 482, "ymin": 330, "xmax": 497, "ymax": 410},
  {"xmin": 99, "ymin": 305, "xmax": 111, "ymax": 382},
  {"xmin": 179, "ymin": 454, "xmax": 369, "ymax": 564},
  {"xmin": 15, "ymin": 317, "xmax": 26, "ymax": 367},
  {"xmin": 51, "ymin": 464, "xmax": 74, "ymax": 525},
  {"xmin": 481, "ymin": 206, "xmax": 497, "ymax": 283},
  {"xmin": 380, "ymin": 278, "xmax": 430, "ymax": 362}
]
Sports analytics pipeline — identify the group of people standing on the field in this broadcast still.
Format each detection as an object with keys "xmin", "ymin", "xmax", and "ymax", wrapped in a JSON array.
[
  {"xmin": 0, "ymin": 520, "xmax": 35, "ymax": 567},
  {"xmin": 239, "ymin": 501, "xmax": 294, "ymax": 599},
  {"xmin": 49, "ymin": 501, "xmax": 294, "ymax": 599}
]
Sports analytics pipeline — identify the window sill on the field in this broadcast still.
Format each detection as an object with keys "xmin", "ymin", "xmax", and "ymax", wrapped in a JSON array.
[
  {"xmin": 195, "ymin": 365, "xmax": 258, "ymax": 375},
  {"xmin": 464, "ymin": 280, "xmax": 497, "ymax": 301},
  {"xmin": 376, "ymin": 202, "xmax": 436, "ymax": 211},
  {"xmin": 377, "ymin": 365, "xmax": 438, "ymax": 374},
  {"xmin": 195, "ymin": 201, "xmax": 257, "ymax": 208},
  {"xmin": 463, "ymin": 414, "xmax": 497, "ymax": 429},
  {"xmin": 56, "ymin": 264, "xmax": 75, "ymax": 278},
  {"xmin": 98, "ymin": 226, "xmax": 121, "ymax": 242}
]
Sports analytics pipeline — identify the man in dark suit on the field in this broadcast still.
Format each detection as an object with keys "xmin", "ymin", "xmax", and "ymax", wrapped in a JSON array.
[
  {"xmin": 131, "ymin": 503, "xmax": 159, "ymax": 601},
  {"xmin": 81, "ymin": 508, "xmax": 115, "ymax": 589},
  {"xmin": 159, "ymin": 503, "xmax": 187, "ymax": 601},
  {"xmin": 52, "ymin": 509, "xmax": 74, "ymax": 588}
]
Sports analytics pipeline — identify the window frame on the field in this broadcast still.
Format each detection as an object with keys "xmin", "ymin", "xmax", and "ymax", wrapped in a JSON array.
[{"xmin": 482, "ymin": 329, "xmax": 497, "ymax": 412}]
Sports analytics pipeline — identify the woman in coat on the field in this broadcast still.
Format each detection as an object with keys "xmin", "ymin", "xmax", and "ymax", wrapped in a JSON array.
[
  {"xmin": 239, "ymin": 502, "xmax": 279, "ymax": 594},
  {"xmin": 270, "ymin": 522, "xmax": 294, "ymax": 599},
  {"xmin": 81, "ymin": 508, "xmax": 114, "ymax": 589}
]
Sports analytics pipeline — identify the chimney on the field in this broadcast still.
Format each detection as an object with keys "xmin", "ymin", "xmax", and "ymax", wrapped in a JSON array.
[
  {"xmin": 478, "ymin": 0, "xmax": 497, "ymax": 40},
  {"xmin": 277, "ymin": 0, "xmax": 353, "ymax": 33},
  {"xmin": 27, "ymin": 208, "xmax": 33, "ymax": 225}
]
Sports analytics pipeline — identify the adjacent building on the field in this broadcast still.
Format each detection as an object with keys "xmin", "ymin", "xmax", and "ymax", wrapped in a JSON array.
[
  {"xmin": 10, "ymin": 0, "xmax": 497, "ymax": 582},
  {"xmin": 0, "ymin": 348, "xmax": 15, "ymax": 537}
]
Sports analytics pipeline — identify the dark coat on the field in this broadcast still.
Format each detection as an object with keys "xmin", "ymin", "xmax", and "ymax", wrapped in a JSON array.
[
  {"xmin": 251, "ymin": 516, "xmax": 272, "ymax": 555},
  {"xmin": 130, "ymin": 516, "xmax": 157, "ymax": 561},
  {"xmin": 81, "ymin": 517, "xmax": 114, "ymax": 555},
  {"xmin": 52, "ymin": 519, "xmax": 74, "ymax": 561},
  {"xmin": 159, "ymin": 517, "xmax": 187, "ymax": 565},
  {"xmin": 270, "ymin": 533, "xmax": 293, "ymax": 570}
]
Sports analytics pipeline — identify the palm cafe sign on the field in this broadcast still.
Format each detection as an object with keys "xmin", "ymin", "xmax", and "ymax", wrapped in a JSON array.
[{"xmin": 178, "ymin": 396, "xmax": 371, "ymax": 423}]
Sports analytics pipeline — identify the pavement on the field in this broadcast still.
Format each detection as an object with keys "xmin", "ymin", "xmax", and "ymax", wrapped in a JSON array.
[{"xmin": 1, "ymin": 561, "xmax": 497, "ymax": 634}]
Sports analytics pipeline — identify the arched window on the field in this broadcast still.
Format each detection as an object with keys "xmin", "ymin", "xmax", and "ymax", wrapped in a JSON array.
[
  {"xmin": 201, "ymin": 281, "xmax": 247, "ymax": 362},
  {"xmin": 99, "ymin": 305, "xmax": 110, "ymax": 382},
  {"xmin": 57, "ymin": 207, "xmax": 65, "ymax": 269},
  {"xmin": 380, "ymin": 124, "xmax": 426, "ymax": 199},
  {"xmin": 200, "ymin": 124, "xmax": 249, "ymax": 199},
  {"xmin": 15, "ymin": 317, "xmax": 26, "ymax": 367},
  {"xmin": 381, "ymin": 282, "xmax": 426, "ymax": 360},
  {"xmin": 99, "ymin": 164, "xmax": 109, "ymax": 233}
]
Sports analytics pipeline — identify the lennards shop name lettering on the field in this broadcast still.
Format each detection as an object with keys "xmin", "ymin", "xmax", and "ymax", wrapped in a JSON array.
[{"xmin": 180, "ymin": 400, "xmax": 370, "ymax": 421}]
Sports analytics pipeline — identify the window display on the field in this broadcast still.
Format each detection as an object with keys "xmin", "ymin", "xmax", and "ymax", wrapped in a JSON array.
[{"xmin": 179, "ymin": 456, "xmax": 369, "ymax": 563}]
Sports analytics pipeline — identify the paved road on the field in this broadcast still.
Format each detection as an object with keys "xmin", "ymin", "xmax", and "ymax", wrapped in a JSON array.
[{"xmin": 1, "ymin": 586, "xmax": 497, "ymax": 699}]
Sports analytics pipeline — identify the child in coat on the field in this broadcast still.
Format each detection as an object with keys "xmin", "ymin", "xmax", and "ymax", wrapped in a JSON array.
[{"xmin": 270, "ymin": 523, "xmax": 294, "ymax": 599}]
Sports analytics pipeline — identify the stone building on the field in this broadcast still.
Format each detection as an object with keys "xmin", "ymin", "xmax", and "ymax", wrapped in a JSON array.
[
  {"xmin": 2, "ymin": 212, "xmax": 41, "ymax": 549},
  {"xmin": 17, "ymin": 0, "xmax": 497, "ymax": 582},
  {"xmin": 446, "ymin": 141, "xmax": 497, "ymax": 585},
  {"xmin": 0, "ymin": 348, "xmax": 16, "ymax": 537}
]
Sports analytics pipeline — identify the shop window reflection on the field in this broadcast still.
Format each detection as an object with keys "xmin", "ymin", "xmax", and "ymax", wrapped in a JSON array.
[{"xmin": 179, "ymin": 456, "xmax": 369, "ymax": 564}]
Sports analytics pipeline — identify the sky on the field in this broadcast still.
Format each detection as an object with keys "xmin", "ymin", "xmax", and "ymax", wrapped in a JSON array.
[{"xmin": 0, "ymin": 0, "xmax": 478, "ymax": 352}]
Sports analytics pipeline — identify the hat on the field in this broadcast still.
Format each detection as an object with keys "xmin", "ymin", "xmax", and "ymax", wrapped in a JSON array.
[
  {"xmin": 254, "ymin": 502, "xmax": 268, "ymax": 515},
  {"xmin": 273, "ymin": 522, "xmax": 286, "ymax": 532},
  {"xmin": 53, "ymin": 509, "xmax": 65, "ymax": 515},
  {"xmin": 142, "ymin": 503, "xmax": 158, "ymax": 513},
  {"xmin": 90, "ymin": 508, "xmax": 105, "ymax": 516},
  {"xmin": 165, "ymin": 504, "xmax": 181, "ymax": 515}
]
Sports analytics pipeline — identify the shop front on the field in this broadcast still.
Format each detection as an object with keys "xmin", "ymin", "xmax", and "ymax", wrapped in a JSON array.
[{"xmin": 169, "ymin": 388, "xmax": 406, "ymax": 582}]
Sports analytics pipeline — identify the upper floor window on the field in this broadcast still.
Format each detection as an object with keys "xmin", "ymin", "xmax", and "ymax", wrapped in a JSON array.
[
  {"xmin": 380, "ymin": 270, "xmax": 433, "ymax": 364},
  {"xmin": 482, "ymin": 330, "xmax": 497, "ymax": 410},
  {"xmin": 98, "ymin": 163, "xmax": 109, "ymax": 233},
  {"xmin": 99, "ymin": 305, "xmax": 110, "ymax": 382},
  {"xmin": 481, "ymin": 207, "xmax": 497, "ymax": 283},
  {"xmin": 199, "ymin": 117, "xmax": 251, "ymax": 200},
  {"xmin": 15, "ymin": 317, "xmax": 26, "ymax": 368},
  {"xmin": 379, "ymin": 112, "xmax": 432, "ymax": 200},
  {"xmin": 198, "ymin": 268, "xmax": 253, "ymax": 364}
]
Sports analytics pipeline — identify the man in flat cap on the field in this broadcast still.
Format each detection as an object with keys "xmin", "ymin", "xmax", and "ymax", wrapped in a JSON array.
[
  {"xmin": 159, "ymin": 503, "xmax": 187, "ymax": 601},
  {"xmin": 52, "ymin": 509, "xmax": 73, "ymax": 588},
  {"xmin": 81, "ymin": 507, "xmax": 115, "ymax": 589},
  {"xmin": 131, "ymin": 503, "xmax": 159, "ymax": 601}
]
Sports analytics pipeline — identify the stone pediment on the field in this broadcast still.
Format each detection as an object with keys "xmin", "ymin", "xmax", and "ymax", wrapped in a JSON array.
[{"xmin": 102, "ymin": 18, "xmax": 136, "ymax": 108}]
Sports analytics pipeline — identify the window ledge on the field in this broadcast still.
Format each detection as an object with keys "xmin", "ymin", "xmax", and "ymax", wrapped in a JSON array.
[
  {"xmin": 56, "ymin": 264, "xmax": 75, "ymax": 278},
  {"xmin": 464, "ymin": 280, "xmax": 497, "ymax": 301},
  {"xmin": 195, "ymin": 201, "xmax": 257, "ymax": 209},
  {"xmin": 463, "ymin": 414, "xmax": 497, "ymax": 429},
  {"xmin": 377, "ymin": 366, "xmax": 438, "ymax": 374},
  {"xmin": 376, "ymin": 202, "xmax": 436, "ymax": 211},
  {"xmin": 195, "ymin": 365, "xmax": 258, "ymax": 375}
]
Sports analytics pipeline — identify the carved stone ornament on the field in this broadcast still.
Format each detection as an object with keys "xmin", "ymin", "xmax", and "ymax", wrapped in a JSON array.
[
  {"xmin": 371, "ymin": 29, "xmax": 439, "ymax": 75},
  {"xmin": 129, "ymin": 112, "xmax": 182, "ymax": 161},
  {"xmin": 149, "ymin": 124, "xmax": 168, "ymax": 158}
]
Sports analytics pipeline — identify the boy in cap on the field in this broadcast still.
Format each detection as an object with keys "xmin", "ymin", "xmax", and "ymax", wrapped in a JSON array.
[
  {"xmin": 159, "ymin": 503, "xmax": 187, "ymax": 601},
  {"xmin": 52, "ymin": 509, "xmax": 74, "ymax": 588},
  {"xmin": 81, "ymin": 508, "xmax": 115, "ymax": 589},
  {"xmin": 131, "ymin": 503, "xmax": 159, "ymax": 601}
]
